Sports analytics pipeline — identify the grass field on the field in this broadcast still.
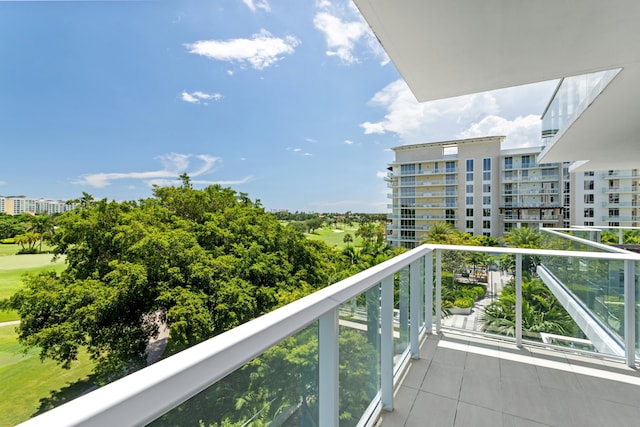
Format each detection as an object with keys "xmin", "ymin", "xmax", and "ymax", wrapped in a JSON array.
[
  {"xmin": 0, "ymin": 243, "xmax": 55, "ymax": 256},
  {"xmin": 304, "ymin": 226, "xmax": 363, "ymax": 248},
  {"xmin": 0, "ymin": 325, "xmax": 95, "ymax": 427},
  {"xmin": 0, "ymin": 254, "xmax": 66, "ymax": 322},
  {"xmin": 0, "ymin": 252, "xmax": 95, "ymax": 427}
]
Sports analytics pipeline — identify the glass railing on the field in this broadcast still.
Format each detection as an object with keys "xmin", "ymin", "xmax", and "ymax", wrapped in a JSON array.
[
  {"xmin": 17, "ymin": 243, "xmax": 640, "ymax": 427},
  {"xmin": 540, "ymin": 228, "xmax": 640, "ymax": 358},
  {"xmin": 541, "ymin": 68, "xmax": 621, "ymax": 143}
]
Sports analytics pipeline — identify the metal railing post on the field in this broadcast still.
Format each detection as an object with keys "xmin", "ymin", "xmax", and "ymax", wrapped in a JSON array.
[
  {"xmin": 381, "ymin": 276, "xmax": 394, "ymax": 411},
  {"xmin": 624, "ymin": 260, "xmax": 636, "ymax": 367},
  {"xmin": 319, "ymin": 308, "xmax": 339, "ymax": 427},
  {"xmin": 515, "ymin": 253, "xmax": 523, "ymax": 348},
  {"xmin": 435, "ymin": 249, "xmax": 442, "ymax": 333},
  {"xmin": 410, "ymin": 260, "xmax": 420, "ymax": 359},
  {"xmin": 425, "ymin": 253, "xmax": 433, "ymax": 333}
]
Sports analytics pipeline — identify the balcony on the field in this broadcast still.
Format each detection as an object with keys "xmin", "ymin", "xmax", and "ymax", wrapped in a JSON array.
[
  {"xmin": 503, "ymin": 214, "xmax": 560, "ymax": 222},
  {"xmin": 17, "ymin": 238, "xmax": 640, "ymax": 427},
  {"xmin": 603, "ymin": 187, "xmax": 637, "ymax": 193}
]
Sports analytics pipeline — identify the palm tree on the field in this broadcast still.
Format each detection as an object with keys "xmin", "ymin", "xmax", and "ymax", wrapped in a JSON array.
[
  {"xmin": 503, "ymin": 226, "xmax": 542, "ymax": 273},
  {"xmin": 343, "ymin": 233, "xmax": 353, "ymax": 247},
  {"xmin": 27, "ymin": 214, "xmax": 54, "ymax": 252},
  {"xmin": 422, "ymin": 221, "xmax": 455, "ymax": 244},
  {"xmin": 504, "ymin": 226, "xmax": 541, "ymax": 248}
]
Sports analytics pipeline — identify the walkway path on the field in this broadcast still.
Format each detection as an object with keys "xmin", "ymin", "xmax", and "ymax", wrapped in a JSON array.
[
  {"xmin": 441, "ymin": 271, "xmax": 512, "ymax": 333},
  {"xmin": 0, "ymin": 320, "xmax": 20, "ymax": 327}
]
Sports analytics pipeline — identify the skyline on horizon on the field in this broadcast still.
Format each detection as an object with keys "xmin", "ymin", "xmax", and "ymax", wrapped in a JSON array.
[{"xmin": 0, "ymin": 0, "xmax": 558, "ymax": 212}]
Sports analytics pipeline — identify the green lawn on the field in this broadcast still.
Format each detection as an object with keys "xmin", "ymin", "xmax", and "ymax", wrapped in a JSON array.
[
  {"xmin": 0, "ymin": 252, "xmax": 96, "ymax": 426},
  {"xmin": 305, "ymin": 226, "xmax": 363, "ymax": 248},
  {"xmin": 0, "ymin": 254, "xmax": 66, "ymax": 322},
  {"xmin": 0, "ymin": 325, "xmax": 96, "ymax": 427},
  {"xmin": 0, "ymin": 243, "xmax": 55, "ymax": 256}
]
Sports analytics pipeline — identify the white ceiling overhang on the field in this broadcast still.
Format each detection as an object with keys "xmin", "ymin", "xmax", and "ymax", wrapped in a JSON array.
[{"xmin": 354, "ymin": 0, "xmax": 640, "ymax": 170}]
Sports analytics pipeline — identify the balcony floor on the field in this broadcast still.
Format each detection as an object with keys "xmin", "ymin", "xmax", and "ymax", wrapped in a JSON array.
[{"xmin": 377, "ymin": 332, "xmax": 640, "ymax": 427}]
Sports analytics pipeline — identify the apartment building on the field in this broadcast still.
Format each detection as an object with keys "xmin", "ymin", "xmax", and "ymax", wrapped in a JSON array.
[
  {"xmin": 386, "ymin": 136, "xmax": 569, "ymax": 248},
  {"xmin": 387, "ymin": 135, "xmax": 640, "ymax": 247},
  {"xmin": 0, "ymin": 196, "xmax": 77, "ymax": 215}
]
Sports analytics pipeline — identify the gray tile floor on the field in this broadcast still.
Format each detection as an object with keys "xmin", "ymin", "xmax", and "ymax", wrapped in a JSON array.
[{"xmin": 377, "ymin": 333, "xmax": 640, "ymax": 427}]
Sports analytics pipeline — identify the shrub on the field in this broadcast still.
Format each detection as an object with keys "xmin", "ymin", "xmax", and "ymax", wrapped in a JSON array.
[
  {"xmin": 453, "ymin": 297, "xmax": 474, "ymax": 308},
  {"xmin": 1, "ymin": 238, "xmax": 15, "ymax": 244}
]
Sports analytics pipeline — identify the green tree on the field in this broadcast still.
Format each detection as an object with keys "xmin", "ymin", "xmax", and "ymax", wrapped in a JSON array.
[
  {"xmin": 343, "ymin": 233, "xmax": 353, "ymax": 246},
  {"xmin": 480, "ymin": 278, "xmax": 577, "ymax": 339},
  {"xmin": 27, "ymin": 214, "xmax": 54, "ymax": 252},
  {"xmin": 5, "ymin": 182, "xmax": 335, "ymax": 382}
]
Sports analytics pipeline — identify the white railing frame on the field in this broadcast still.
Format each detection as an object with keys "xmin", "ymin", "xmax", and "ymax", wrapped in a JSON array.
[{"xmin": 17, "ymin": 244, "xmax": 640, "ymax": 427}]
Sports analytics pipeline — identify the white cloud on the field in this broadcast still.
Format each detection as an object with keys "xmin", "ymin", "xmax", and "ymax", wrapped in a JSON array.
[
  {"xmin": 242, "ymin": 0, "xmax": 270, "ymax": 12},
  {"xmin": 313, "ymin": 1, "xmax": 389, "ymax": 65},
  {"xmin": 361, "ymin": 79, "xmax": 551, "ymax": 147},
  {"xmin": 304, "ymin": 152, "xmax": 312, "ymax": 156},
  {"xmin": 376, "ymin": 171, "xmax": 387, "ymax": 178},
  {"xmin": 344, "ymin": 139, "xmax": 354, "ymax": 145},
  {"xmin": 457, "ymin": 115, "xmax": 542, "ymax": 149},
  {"xmin": 227, "ymin": 70, "xmax": 234, "ymax": 76},
  {"xmin": 74, "ymin": 153, "xmax": 249, "ymax": 189},
  {"xmin": 305, "ymin": 137, "xmax": 318, "ymax": 143},
  {"xmin": 293, "ymin": 148, "xmax": 302, "ymax": 152},
  {"xmin": 181, "ymin": 91, "xmax": 222, "ymax": 105},
  {"xmin": 185, "ymin": 29, "xmax": 300, "ymax": 70}
]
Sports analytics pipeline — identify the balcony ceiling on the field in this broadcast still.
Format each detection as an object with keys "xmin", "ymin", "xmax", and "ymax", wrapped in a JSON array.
[{"xmin": 354, "ymin": 0, "xmax": 640, "ymax": 170}]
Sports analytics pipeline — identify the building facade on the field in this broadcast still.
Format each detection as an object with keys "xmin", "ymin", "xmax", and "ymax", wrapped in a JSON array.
[
  {"xmin": 0, "ymin": 196, "xmax": 77, "ymax": 215},
  {"xmin": 387, "ymin": 136, "xmax": 640, "ymax": 248}
]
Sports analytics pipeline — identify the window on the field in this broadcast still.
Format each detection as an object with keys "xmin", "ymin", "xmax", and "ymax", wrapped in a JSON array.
[
  {"xmin": 584, "ymin": 194, "xmax": 594, "ymax": 204},
  {"xmin": 483, "ymin": 208, "xmax": 491, "ymax": 217},
  {"xmin": 466, "ymin": 220, "xmax": 474, "ymax": 229},
  {"xmin": 504, "ymin": 183, "xmax": 512, "ymax": 194},
  {"xmin": 445, "ymin": 174, "xmax": 456, "ymax": 184},
  {"xmin": 521, "ymin": 170, "xmax": 528, "ymax": 178},
  {"xmin": 466, "ymin": 172, "xmax": 473, "ymax": 182},
  {"xmin": 609, "ymin": 193, "xmax": 620, "ymax": 204},
  {"xmin": 445, "ymin": 197, "xmax": 456, "ymax": 207},
  {"xmin": 483, "ymin": 184, "xmax": 491, "ymax": 193},
  {"xmin": 466, "ymin": 184, "xmax": 473, "ymax": 193},
  {"xmin": 504, "ymin": 157, "xmax": 512, "ymax": 169},
  {"xmin": 584, "ymin": 221, "xmax": 594, "ymax": 226},
  {"xmin": 483, "ymin": 171, "xmax": 491, "ymax": 181},
  {"xmin": 609, "ymin": 208, "xmax": 620, "ymax": 217},
  {"xmin": 401, "ymin": 164, "xmax": 415, "ymax": 174},
  {"xmin": 504, "ymin": 170, "xmax": 513, "ymax": 180},
  {"xmin": 466, "ymin": 159, "xmax": 474, "ymax": 172},
  {"xmin": 505, "ymin": 196, "xmax": 513, "ymax": 206},
  {"xmin": 483, "ymin": 220, "xmax": 491, "ymax": 229},
  {"xmin": 483, "ymin": 158, "xmax": 491, "ymax": 171},
  {"xmin": 584, "ymin": 180, "xmax": 594, "ymax": 190},
  {"xmin": 504, "ymin": 222, "xmax": 514, "ymax": 232},
  {"xmin": 584, "ymin": 171, "xmax": 594, "ymax": 177},
  {"xmin": 466, "ymin": 208, "xmax": 474, "ymax": 217},
  {"xmin": 434, "ymin": 162, "xmax": 439, "ymax": 172},
  {"xmin": 609, "ymin": 222, "xmax": 620, "ymax": 227},
  {"xmin": 521, "ymin": 155, "xmax": 530, "ymax": 168},
  {"xmin": 446, "ymin": 209, "xmax": 456, "ymax": 219},
  {"xmin": 400, "ymin": 176, "xmax": 415, "ymax": 185},
  {"xmin": 564, "ymin": 182, "xmax": 570, "ymax": 193},
  {"xmin": 445, "ymin": 161, "xmax": 455, "ymax": 172},
  {"xmin": 483, "ymin": 196, "xmax": 491, "ymax": 205},
  {"xmin": 584, "ymin": 208, "xmax": 594, "ymax": 218},
  {"xmin": 609, "ymin": 179, "xmax": 620, "ymax": 189},
  {"xmin": 466, "ymin": 196, "xmax": 474, "ymax": 205}
]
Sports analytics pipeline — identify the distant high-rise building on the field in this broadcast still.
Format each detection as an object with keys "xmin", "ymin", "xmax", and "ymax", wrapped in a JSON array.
[{"xmin": 0, "ymin": 196, "xmax": 77, "ymax": 215}]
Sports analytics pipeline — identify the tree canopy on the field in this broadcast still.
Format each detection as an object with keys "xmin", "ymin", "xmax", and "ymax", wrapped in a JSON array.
[{"xmin": 5, "ymin": 180, "xmax": 338, "ymax": 381}]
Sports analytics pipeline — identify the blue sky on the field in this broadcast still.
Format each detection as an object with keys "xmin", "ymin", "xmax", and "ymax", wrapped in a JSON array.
[{"xmin": 0, "ymin": 0, "xmax": 557, "ymax": 212}]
